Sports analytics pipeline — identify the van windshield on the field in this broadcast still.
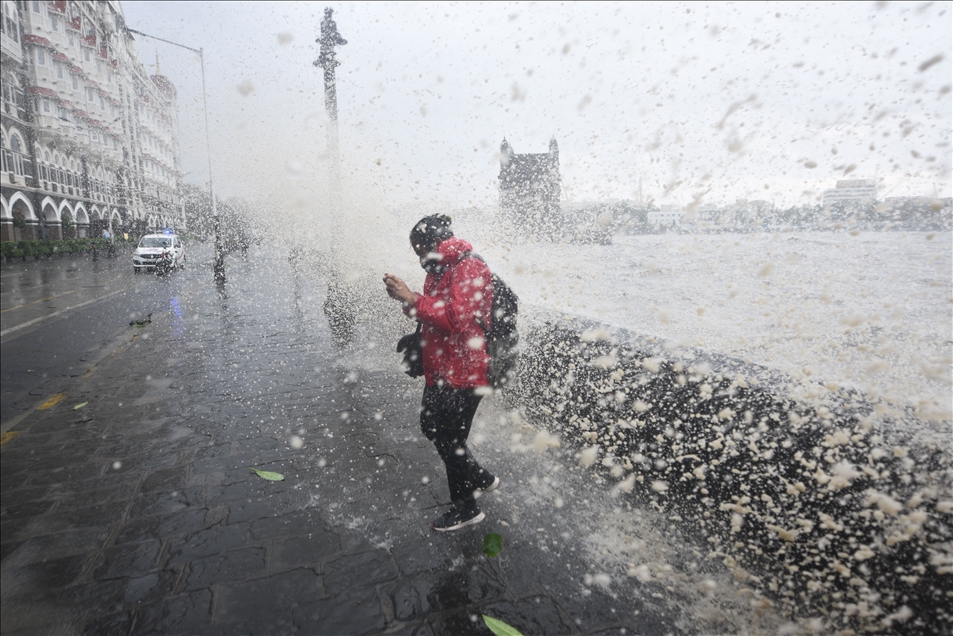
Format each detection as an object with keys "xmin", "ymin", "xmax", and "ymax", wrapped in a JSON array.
[{"xmin": 140, "ymin": 237, "xmax": 172, "ymax": 248}]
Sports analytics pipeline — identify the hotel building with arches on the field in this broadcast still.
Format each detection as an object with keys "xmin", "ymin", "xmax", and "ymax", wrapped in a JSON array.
[{"xmin": 1, "ymin": 0, "xmax": 184, "ymax": 242}]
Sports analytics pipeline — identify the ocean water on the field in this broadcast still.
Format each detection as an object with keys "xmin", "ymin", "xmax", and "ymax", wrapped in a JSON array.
[{"xmin": 480, "ymin": 231, "xmax": 952, "ymax": 424}]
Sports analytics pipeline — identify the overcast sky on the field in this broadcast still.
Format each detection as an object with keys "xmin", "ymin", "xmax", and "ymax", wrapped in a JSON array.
[{"xmin": 122, "ymin": 1, "xmax": 951, "ymax": 210}]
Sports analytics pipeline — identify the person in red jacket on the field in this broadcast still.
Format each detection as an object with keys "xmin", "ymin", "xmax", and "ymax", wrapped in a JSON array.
[{"xmin": 384, "ymin": 214, "xmax": 500, "ymax": 531}]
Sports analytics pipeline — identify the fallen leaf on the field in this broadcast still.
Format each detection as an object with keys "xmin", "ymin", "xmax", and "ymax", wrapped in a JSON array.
[
  {"xmin": 483, "ymin": 533, "xmax": 503, "ymax": 558},
  {"xmin": 129, "ymin": 314, "xmax": 153, "ymax": 327},
  {"xmin": 483, "ymin": 615, "xmax": 523, "ymax": 636},
  {"xmin": 249, "ymin": 467, "xmax": 285, "ymax": 481}
]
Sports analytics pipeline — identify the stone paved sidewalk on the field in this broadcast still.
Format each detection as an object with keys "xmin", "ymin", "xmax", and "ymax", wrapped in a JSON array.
[{"xmin": 1, "ymin": 249, "xmax": 769, "ymax": 635}]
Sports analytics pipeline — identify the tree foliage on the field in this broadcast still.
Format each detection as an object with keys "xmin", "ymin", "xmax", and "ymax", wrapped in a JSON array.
[{"xmin": 179, "ymin": 184, "xmax": 256, "ymax": 250}]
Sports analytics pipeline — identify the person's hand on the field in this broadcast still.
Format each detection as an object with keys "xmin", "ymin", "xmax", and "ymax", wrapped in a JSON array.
[{"xmin": 383, "ymin": 273, "xmax": 416, "ymax": 306}]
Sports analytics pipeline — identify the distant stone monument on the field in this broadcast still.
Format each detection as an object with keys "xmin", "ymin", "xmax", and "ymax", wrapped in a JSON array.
[{"xmin": 498, "ymin": 138, "xmax": 562, "ymax": 239}]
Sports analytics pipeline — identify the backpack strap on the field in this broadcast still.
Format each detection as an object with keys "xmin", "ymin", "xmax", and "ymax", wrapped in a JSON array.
[{"xmin": 459, "ymin": 251, "xmax": 490, "ymax": 336}]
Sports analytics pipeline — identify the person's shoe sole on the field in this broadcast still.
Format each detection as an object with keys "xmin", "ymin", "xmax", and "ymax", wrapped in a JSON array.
[
  {"xmin": 474, "ymin": 476, "xmax": 500, "ymax": 499},
  {"xmin": 432, "ymin": 511, "xmax": 485, "ymax": 532}
]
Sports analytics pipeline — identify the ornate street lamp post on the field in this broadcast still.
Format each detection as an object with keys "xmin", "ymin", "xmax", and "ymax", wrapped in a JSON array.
[
  {"xmin": 313, "ymin": 7, "xmax": 346, "ymax": 206},
  {"xmin": 312, "ymin": 8, "xmax": 353, "ymax": 344}
]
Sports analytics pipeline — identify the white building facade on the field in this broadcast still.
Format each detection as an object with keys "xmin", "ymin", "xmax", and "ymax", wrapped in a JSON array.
[
  {"xmin": 648, "ymin": 206, "xmax": 683, "ymax": 226},
  {"xmin": 822, "ymin": 179, "xmax": 877, "ymax": 206},
  {"xmin": 1, "ymin": 0, "xmax": 184, "ymax": 242}
]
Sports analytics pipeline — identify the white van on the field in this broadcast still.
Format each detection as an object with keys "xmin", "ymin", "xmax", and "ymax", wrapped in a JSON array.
[{"xmin": 133, "ymin": 233, "xmax": 185, "ymax": 273}]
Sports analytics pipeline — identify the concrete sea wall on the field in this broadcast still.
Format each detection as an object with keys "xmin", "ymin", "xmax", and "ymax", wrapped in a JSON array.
[{"xmin": 509, "ymin": 312, "xmax": 952, "ymax": 635}]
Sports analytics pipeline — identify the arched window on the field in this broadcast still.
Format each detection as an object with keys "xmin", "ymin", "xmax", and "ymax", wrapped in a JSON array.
[
  {"xmin": 37, "ymin": 150, "xmax": 47, "ymax": 181},
  {"xmin": 7, "ymin": 133, "xmax": 26, "ymax": 175}
]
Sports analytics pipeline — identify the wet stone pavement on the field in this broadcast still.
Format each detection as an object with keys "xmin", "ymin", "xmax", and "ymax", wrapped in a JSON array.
[{"xmin": 1, "ymin": 249, "xmax": 701, "ymax": 635}]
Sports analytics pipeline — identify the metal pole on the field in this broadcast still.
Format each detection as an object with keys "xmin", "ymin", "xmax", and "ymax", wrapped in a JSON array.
[
  {"xmin": 101, "ymin": 143, "xmax": 110, "ymax": 251},
  {"xmin": 125, "ymin": 28, "xmax": 222, "ymax": 283},
  {"xmin": 100, "ymin": 115, "xmax": 121, "ymax": 251},
  {"xmin": 97, "ymin": 142, "xmax": 108, "ymax": 243},
  {"xmin": 200, "ymin": 47, "xmax": 224, "ymax": 284},
  {"xmin": 325, "ymin": 60, "xmax": 340, "ymax": 203}
]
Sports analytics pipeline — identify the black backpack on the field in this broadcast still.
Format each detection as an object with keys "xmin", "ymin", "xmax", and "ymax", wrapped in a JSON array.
[{"xmin": 466, "ymin": 253, "xmax": 519, "ymax": 388}]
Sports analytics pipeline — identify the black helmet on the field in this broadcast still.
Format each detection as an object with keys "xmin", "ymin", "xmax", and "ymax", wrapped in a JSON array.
[{"xmin": 410, "ymin": 214, "xmax": 453, "ymax": 251}]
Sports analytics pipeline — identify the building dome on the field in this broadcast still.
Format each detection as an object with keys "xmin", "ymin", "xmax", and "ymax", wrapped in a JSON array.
[{"xmin": 151, "ymin": 74, "xmax": 177, "ymax": 100}]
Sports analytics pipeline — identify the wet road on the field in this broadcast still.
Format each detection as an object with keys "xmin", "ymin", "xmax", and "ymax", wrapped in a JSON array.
[
  {"xmin": 0, "ymin": 243, "xmax": 786, "ymax": 635},
  {"xmin": 1, "ymin": 248, "xmax": 203, "ymax": 427}
]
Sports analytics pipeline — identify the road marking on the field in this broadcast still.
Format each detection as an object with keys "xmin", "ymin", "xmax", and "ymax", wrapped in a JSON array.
[
  {"xmin": 2, "ymin": 271, "xmax": 126, "ymax": 314},
  {"xmin": 37, "ymin": 392, "xmax": 66, "ymax": 410},
  {"xmin": 0, "ymin": 288, "xmax": 124, "ymax": 337},
  {"xmin": 1, "ymin": 289, "xmax": 78, "ymax": 313},
  {"xmin": 1, "ymin": 315, "xmax": 149, "ymax": 434},
  {"xmin": 0, "ymin": 431, "xmax": 18, "ymax": 447}
]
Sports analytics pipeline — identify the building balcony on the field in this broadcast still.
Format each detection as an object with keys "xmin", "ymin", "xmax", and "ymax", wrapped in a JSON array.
[
  {"xmin": 35, "ymin": 112, "xmax": 75, "ymax": 134},
  {"xmin": 1, "ymin": 149, "xmax": 32, "ymax": 186},
  {"xmin": 1, "ymin": 31, "xmax": 23, "ymax": 63},
  {"xmin": 1, "ymin": 172, "xmax": 34, "ymax": 187},
  {"xmin": 1, "ymin": 99, "xmax": 28, "ymax": 121}
]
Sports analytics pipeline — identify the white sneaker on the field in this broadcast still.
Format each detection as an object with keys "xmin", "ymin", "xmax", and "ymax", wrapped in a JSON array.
[
  {"xmin": 431, "ymin": 506, "xmax": 485, "ymax": 532},
  {"xmin": 474, "ymin": 476, "xmax": 500, "ymax": 499}
]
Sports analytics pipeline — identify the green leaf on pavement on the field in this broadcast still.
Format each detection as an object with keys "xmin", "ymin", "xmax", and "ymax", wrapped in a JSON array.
[
  {"xmin": 129, "ymin": 314, "xmax": 152, "ymax": 328},
  {"xmin": 483, "ymin": 533, "xmax": 503, "ymax": 558},
  {"xmin": 73, "ymin": 402, "xmax": 88, "ymax": 410},
  {"xmin": 483, "ymin": 615, "xmax": 523, "ymax": 636},
  {"xmin": 249, "ymin": 467, "xmax": 285, "ymax": 481}
]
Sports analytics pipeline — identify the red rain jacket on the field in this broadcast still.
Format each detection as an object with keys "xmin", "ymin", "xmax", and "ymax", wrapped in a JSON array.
[{"xmin": 404, "ymin": 236, "xmax": 493, "ymax": 388}]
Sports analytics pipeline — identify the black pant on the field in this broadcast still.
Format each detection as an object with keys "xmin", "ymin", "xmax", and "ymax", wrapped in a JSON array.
[{"xmin": 420, "ymin": 385, "xmax": 494, "ymax": 509}]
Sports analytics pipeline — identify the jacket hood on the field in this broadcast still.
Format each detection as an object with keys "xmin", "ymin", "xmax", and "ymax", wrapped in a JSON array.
[{"xmin": 435, "ymin": 236, "xmax": 473, "ymax": 268}]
